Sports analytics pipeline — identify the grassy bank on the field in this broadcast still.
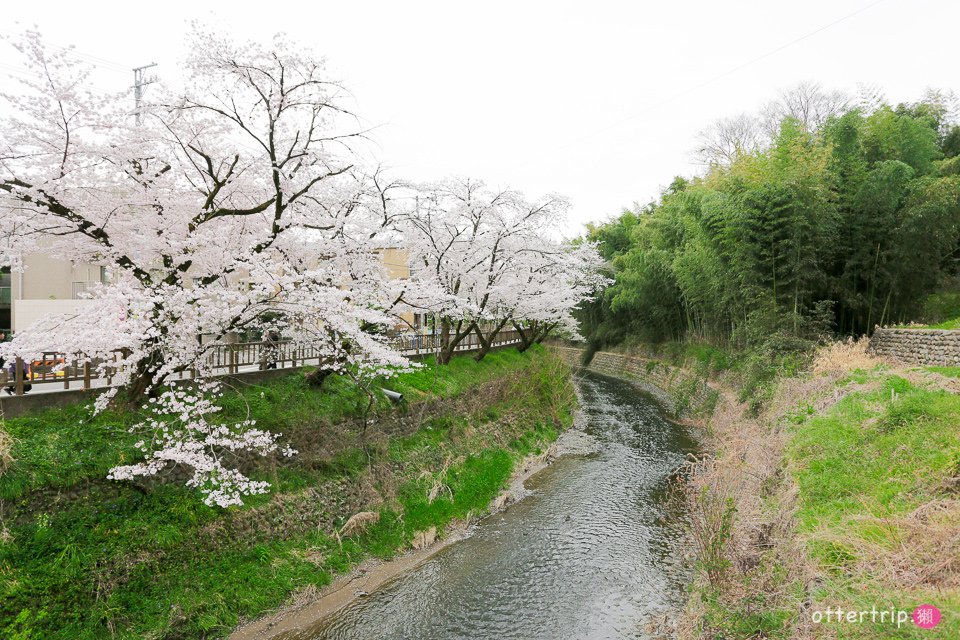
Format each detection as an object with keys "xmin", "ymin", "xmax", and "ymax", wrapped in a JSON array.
[
  {"xmin": 900, "ymin": 317, "xmax": 960, "ymax": 330},
  {"xmin": 0, "ymin": 346, "xmax": 576, "ymax": 639},
  {"xmin": 786, "ymin": 367, "xmax": 960, "ymax": 638},
  {"xmin": 611, "ymin": 337, "xmax": 811, "ymax": 413},
  {"xmin": 680, "ymin": 340, "xmax": 960, "ymax": 638}
]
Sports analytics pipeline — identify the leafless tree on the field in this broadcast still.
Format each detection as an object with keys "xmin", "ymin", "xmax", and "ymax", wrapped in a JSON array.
[
  {"xmin": 760, "ymin": 81, "xmax": 850, "ymax": 137},
  {"xmin": 695, "ymin": 113, "xmax": 763, "ymax": 166}
]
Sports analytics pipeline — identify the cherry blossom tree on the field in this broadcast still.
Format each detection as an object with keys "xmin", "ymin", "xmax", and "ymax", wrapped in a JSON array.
[
  {"xmin": 0, "ymin": 28, "xmax": 410, "ymax": 506},
  {"xmin": 401, "ymin": 177, "xmax": 607, "ymax": 362},
  {"xmin": 505, "ymin": 240, "xmax": 609, "ymax": 351},
  {"xmin": 0, "ymin": 28, "xmax": 605, "ymax": 507}
]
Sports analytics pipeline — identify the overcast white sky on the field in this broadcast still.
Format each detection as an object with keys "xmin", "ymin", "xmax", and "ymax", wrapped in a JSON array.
[{"xmin": 3, "ymin": 0, "xmax": 958, "ymax": 235}]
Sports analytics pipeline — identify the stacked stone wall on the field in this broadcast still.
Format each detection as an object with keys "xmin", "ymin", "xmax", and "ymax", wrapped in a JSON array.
[{"xmin": 868, "ymin": 328, "xmax": 960, "ymax": 366}]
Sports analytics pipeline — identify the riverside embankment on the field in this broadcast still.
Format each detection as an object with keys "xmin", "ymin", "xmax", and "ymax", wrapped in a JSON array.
[
  {"xmin": 549, "ymin": 340, "xmax": 960, "ymax": 639},
  {"xmin": 0, "ymin": 347, "xmax": 576, "ymax": 639},
  {"xmin": 548, "ymin": 344, "xmax": 720, "ymax": 420},
  {"xmin": 260, "ymin": 368, "xmax": 699, "ymax": 640}
]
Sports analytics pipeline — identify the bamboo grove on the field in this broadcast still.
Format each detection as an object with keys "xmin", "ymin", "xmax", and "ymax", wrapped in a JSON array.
[{"xmin": 581, "ymin": 90, "xmax": 960, "ymax": 351}]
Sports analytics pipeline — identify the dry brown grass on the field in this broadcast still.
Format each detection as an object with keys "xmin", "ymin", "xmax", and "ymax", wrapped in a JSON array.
[
  {"xmin": 826, "ymin": 499, "xmax": 960, "ymax": 589},
  {"xmin": 677, "ymin": 338, "xmax": 887, "ymax": 639},
  {"xmin": 678, "ymin": 337, "xmax": 959, "ymax": 639},
  {"xmin": 810, "ymin": 336, "xmax": 879, "ymax": 376},
  {"xmin": 410, "ymin": 526, "xmax": 437, "ymax": 550},
  {"xmin": 677, "ymin": 383, "xmax": 806, "ymax": 638},
  {"xmin": 337, "ymin": 511, "xmax": 380, "ymax": 539},
  {"xmin": 0, "ymin": 423, "xmax": 14, "ymax": 475}
]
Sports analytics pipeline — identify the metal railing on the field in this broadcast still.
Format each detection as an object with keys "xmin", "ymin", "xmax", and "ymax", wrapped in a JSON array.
[
  {"xmin": 0, "ymin": 329, "xmax": 523, "ymax": 396},
  {"xmin": 393, "ymin": 328, "xmax": 521, "ymax": 355}
]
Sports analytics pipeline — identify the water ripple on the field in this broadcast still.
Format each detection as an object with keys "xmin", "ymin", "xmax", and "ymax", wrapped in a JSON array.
[{"xmin": 295, "ymin": 372, "xmax": 699, "ymax": 640}]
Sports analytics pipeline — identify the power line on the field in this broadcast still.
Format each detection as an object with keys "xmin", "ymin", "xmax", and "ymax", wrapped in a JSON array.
[
  {"xmin": 508, "ymin": 0, "xmax": 894, "ymax": 171},
  {"xmin": 0, "ymin": 62, "xmax": 41, "ymax": 80},
  {"xmin": 0, "ymin": 28, "xmax": 130, "ymax": 74},
  {"xmin": 0, "ymin": 60, "xmax": 125, "ymax": 97},
  {"xmin": 133, "ymin": 63, "xmax": 158, "ymax": 126}
]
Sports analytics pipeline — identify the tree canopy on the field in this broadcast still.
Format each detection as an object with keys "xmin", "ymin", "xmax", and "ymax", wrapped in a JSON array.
[{"xmin": 582, "ymin": 88, "xmax": 960, "ymax": 350}]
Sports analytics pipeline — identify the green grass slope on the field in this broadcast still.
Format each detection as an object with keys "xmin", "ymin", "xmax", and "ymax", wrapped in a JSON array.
[{"xmin": 0, "ymin": 346, "xmax": 576, "ymax": 639}]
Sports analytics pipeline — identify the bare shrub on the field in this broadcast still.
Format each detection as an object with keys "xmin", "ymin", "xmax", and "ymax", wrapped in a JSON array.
[
  {"xmin": 677, "ymin": 369, "xmax": 823, "ymax": 638},
  {"xmin": 679, "ymin": 458, "xmax": 737, "ymax": 589}
]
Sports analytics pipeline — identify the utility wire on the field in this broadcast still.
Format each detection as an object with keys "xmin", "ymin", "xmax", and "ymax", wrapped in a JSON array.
[
  {"xmin": 0, "ymin": 28, "xmax": 130, "ymax": 75},
  {"xmin": 507, "ymin": 0, "xmax": 893, "ymax": 171}
]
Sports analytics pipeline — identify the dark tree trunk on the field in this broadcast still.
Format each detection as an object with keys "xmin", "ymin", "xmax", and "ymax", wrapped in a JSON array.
[
  {"xmin": 305, "ymin": 366, "xmax": 335, "ymax": 387},
  {"xmin": 438, "ymin": 317, "xmax": 452, "ymax": 363},
  {"xmin": 305, "ymin": 335, "xmax": 352, "ymax": 386},
  {"xmin": 513, "ymin": 320, "xmax": 539, "ymax": 353},
  {"xmin": 472, "ymin": 317, "xmax": 509, "ymax": 362},
  {"xmin": 437, "ymin": 318, "xmax": 474, "ymax": 364},
  {"xmin": 126, "ymin": 348, "xmax": 162, "ymax": 407},
  {"xmin": 535, "ymin": 322, "xmax": 557, "ymax": 344}
]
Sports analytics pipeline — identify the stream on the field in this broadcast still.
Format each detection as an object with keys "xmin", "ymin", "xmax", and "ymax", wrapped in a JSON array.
[{"xmin": 287, "ymin": 370, "xmax": 699, "ymax": 639}]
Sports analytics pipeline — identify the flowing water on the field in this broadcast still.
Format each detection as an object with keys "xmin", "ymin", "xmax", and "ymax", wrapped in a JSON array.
[{"xmin": 290, "ymin": 371, "xmax": 698, "ymax": 640}]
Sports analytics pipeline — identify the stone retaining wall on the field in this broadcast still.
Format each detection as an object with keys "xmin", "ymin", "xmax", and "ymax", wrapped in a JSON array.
[
  {"xmin": 550, "ymin": 345, "xmax": 719, "ymax": 419},
  {"xmin": 868, "ymin": 328, "xmax": 960, "ymax": 366}
]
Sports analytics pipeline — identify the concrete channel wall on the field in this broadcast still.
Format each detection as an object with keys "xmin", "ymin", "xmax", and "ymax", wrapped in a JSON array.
[{"xmin": 549, "ymin": 344, "xmax": 719, "ymax": 419}]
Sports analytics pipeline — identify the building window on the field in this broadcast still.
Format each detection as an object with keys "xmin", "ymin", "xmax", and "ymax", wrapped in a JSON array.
[{"xmin": 0, "ymin": 267, "xmax": 10, "ymax": 306}]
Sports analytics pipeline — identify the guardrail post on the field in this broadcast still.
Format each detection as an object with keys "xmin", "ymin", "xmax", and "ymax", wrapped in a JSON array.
[
  {"xmin": 83, "ymin": 361, "xmax": 91, "ymax": 390},
  {"xmin": 229, "ymin": 345, "xmax": 238, "ymax": 374},
  {"xmin": 15, "ymin": 357, "xmax": 24, "ymax": 396}
]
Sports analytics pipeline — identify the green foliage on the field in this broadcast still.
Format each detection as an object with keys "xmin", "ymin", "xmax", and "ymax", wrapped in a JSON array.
[
  {"xmin": 0, "ymin": 347, "xmax": 575, "ymax": 639},
  {"xmin": 580, "ymin": 94, "xmax": 960, "ymax": 351},
  {"xmin": 920, "ymin": 290, "xmax": 960, "ymax": 324},
  {"xmin": 785, "ymin": 371, "xmax": 960, "ymax": 638},
  {"xmin": 698, "ymin": 589, "xmax": 792, "ymax": 640},
  {"xmin": 927, "ymin": 365, "xmax": 960, "ymax": 378}
]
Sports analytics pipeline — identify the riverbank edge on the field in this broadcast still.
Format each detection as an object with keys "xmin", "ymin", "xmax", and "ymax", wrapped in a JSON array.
[
  {"xmin": 548, "ymin": 344, "xmax": 720, "ymax": 420},
  {"xmin": 0, "ymin": 348, "xmax": 578, "ymax": 639},
  {"xmin": 220, "ymin": 351, "xmax": 582, "ymax": 640},
  {"xmin": 229, "ymin": 423, "xmax": 591, "ymax": 640},
  {"xmin": 548, "ymin": 344, "xmax": 730, "ymax": 632},
  {"xmin": 548, "ymin": 343, "xmax": 805, "ymax": 637},
  {"xmin": 549, "ymin": 341, "xmax": 960, "ymax": 639}
]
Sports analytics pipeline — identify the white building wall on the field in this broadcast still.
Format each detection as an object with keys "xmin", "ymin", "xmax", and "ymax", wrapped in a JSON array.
[
  {"xmin": 13, "ymin": 299, "xmax": 97, "ymax": 333},
  {"xmin": 9, "ymin": 252, "xmax": 105, "ymax": 332}
]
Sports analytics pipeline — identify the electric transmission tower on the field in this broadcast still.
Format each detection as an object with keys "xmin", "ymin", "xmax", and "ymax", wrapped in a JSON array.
[{"xmin": 132, "ymin": 63, "xmax": 157, "ymax": 125}]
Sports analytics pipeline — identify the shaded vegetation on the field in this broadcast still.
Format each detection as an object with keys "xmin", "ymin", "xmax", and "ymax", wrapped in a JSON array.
[{"xmin": 573, "ymin": 88, "xmax": 960, "ymax": 638}]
